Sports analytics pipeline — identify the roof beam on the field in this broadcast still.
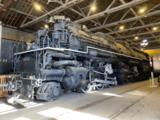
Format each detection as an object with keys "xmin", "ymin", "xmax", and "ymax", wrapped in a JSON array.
[
  {"xmin": 106, "ymin": 0, "xmax": 117, "ymax": 10},
  {"xmin": 108, "ymin": 21, "xmax": 160, "ymax": 35},
  {"xmin": 20, "ymin": 0, "xmax": 40, "ymax": 26},
  {"xmin": 87, "ymin": 0, "xmax": 97, "ymax": 17},
  {"xmin": 118, "ymin": 29, "xmax": 160, "ymax": 38},
  {"xmin": 89, "ymin": 10, "xmax": 160, "ymax": 31},
  {"xmin": 132, "ymin": 35, "xmax": 160, "ymax": 42},
  {"xmin": 20, "ymin": 0, "xmax": 85, "ymax": 28},
  {"xmin": 0, "ymin": 0, "xmax": 117, "ymax": 38},
  {"xmin": 119, "ymin": 0, "xmax": 159, "ymax": 43},
  {"xmin": 102, "ymin": 0, "xmax": 117, "ymax": 25},
  {"xmin": 113, "ymin": 9, "xmax": 130, "ymax": 31},
  {"xmin": 0, "ymin": 4, "xmax": 36, "ymax": 18},
  {"xmin": 0, "ymin": 0, "xmax": 14, "ymax": 12},
  {"xmin": 40, "ymin": 1, "xmax": 76, "ymax": 20},
  {"xmin": 146, "ymin": 4, "xmax": 160, "ymax": 13},
  {"xmin": 134, "ymin": 40, "xmax": 160, "ymax": 44},
  {"xmin": 120, "ymin": 9, "xmax": 130, "ymax": 21},
  {"xmin": 53, "ymin": 0, "xmax": 124, "ymax": 39},
  {"xmin": 0, "ymin": 3, "xmax": 48, "ymax": 27},
  {"xmin": 144, "ymin": 46, "xmax": 160, "ymax": 50},
  {"xmin": 75, "ymin": 0, "xmax": 148, "ymax": 23}
]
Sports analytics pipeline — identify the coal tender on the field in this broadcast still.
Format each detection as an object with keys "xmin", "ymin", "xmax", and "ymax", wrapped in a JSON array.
[{"xmin": 0, "ymin": 16, "xmax": 150, "ymax": 105}]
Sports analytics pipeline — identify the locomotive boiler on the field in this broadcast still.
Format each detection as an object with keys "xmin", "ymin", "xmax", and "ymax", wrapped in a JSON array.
[{"xmin": 0, "ymin": 16, "xmax": 150, "ymax": 106}]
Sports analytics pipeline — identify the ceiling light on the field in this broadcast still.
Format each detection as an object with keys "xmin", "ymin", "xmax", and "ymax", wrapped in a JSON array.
[
  {"xmin": 139, "ymin": 8, "xmax": 146, "ymax": 14},
  {"xmin": 145, "ymin": 42, "xmax": 148, "ymax": 45},
  {"xmin": 153, "ymin": 27, "xmax": 158, "ymax": 31},
  {"xmin": 141, "ymin": 40, "xmax": 148, "ymax": 47},
  {"xmin": 36, "ymin": 6, "xmax": 40, "ymax": 9},
  {"xmin": 91, "ymin": 6, "xmax": 96, "ymax": 11},
  {"xmin": 44, "ymin": 24, "xmax": 49, "ymax": 29},
  {"xmin": 140, "ymin": 9, "xmax": 144, "ymax": 13},
  {"xmin": 135, "ymin": 36, "xmax": 139, "ymax": 40},
  {"xmin": 141, "ymin": 43, "xmax": 144, "ymax": 46},
  {"xmin": 34, "ymin": 3, "xmax": 41, "ymax": 10},
  {"xmin": 36, "ymin": 5, "xmax": 41, "ymax": 9},
  {"xmin": 119, "ymin": 26, "xmax": 124, "ymax": 30},
  {"xmin": 142, "ymin": 39, "xmax": 147, "ymax": 43}
]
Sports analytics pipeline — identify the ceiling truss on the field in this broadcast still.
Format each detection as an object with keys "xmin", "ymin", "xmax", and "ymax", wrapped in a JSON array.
[{"xmin": 0, "ymin": 0, "xmax": 160, "ymax": 49}]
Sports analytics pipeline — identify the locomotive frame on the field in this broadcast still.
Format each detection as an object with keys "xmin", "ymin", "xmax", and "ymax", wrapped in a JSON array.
[{"xmin": 0, "ymin": 16, "xmax": 150, "ymax": 106}]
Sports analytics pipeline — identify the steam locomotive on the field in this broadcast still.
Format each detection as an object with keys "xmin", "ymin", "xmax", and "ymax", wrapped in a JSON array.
[{"xmin": 0, "ymin": 16, "xmax": 150, "ymax": 106}]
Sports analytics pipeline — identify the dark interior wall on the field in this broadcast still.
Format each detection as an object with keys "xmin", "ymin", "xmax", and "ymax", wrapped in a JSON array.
[{"xmin": 0, "ymin": 39, "xmax": 16, "ymax": 75}]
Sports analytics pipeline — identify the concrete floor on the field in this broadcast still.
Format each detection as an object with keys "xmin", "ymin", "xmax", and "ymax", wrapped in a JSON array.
[{"xmin": 0, "ymin": 79, "xmax": 159, "ymax": 120}]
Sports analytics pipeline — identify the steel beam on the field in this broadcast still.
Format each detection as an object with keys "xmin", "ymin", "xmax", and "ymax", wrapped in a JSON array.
[
  {"xmin": 144, "ymin": 46, "xmax": 160, "ymax": 50},
  {"xmin": 103, "ymin": 14, "xmax": 110, "ymax": 25},
  {"xmin": 134, "ymin": 40, "xmax": 160, "ymax": 44},
  {"xmin": 65, "ymin": 0, "xmax": 69, "ymax": 4},
  {"xmin": 0, "ymin": 4, "xmax": 36, "ymax": 18},
  {"xmin": 119, "ymin": 30, "xmax": 160, "ymax": 38},
  {"xmin": 132, "ymin": 35, "xmax": 160, "ymax": 42},
  {"xmin": 53, "ymin": 0, "xmax": 121, "ymax": 39},
  {"xmin": 108, "ymin": 21, "xmax": 160, "ymax": 35},
  {"xmin": 120, "ymin": 9, "xmax": 130, "ymax": 21},
  {"xmin": 87, "ymin": 0, "xmax": 97, "ymax": 17},
  {"xmin": 113, "ymin": 9, "xmax": 130, "ymax": 32},
  {"xmin": 0, "ymin": 0, "xmax": 139, "ymax": 43},
  {"xmin": 20, "ymin": 0, "xmax": 85, "ymax": 28},
  {"xmin": 40, "ymin": 1, "xmax": 77, "ymax": 20},
  {"xmin": 146, "ymin": 4, "xmax": 160, "ymax": 13},
  {"xmin": 119, "ymin": 0, "xmax": 159, "ymax": 43},
  {"xmin": 106, "ymin": 0, "xmax": 117, "ymax": 10},
  {"xmin": 76, "ymin": 4, "xmax": 85, "ymax": 16},
  {"xmin": 0, "ymin": 0, "xmax": 13, "ymax": 12},
  {"xmin": 20, "ymin": 0, "xmax": 40, "ymax": 26},
  {"xmin": 55, "ymin": 0, "xmax": 132, "ymax": 43},
  {"xmin": 75, "ymin": 0, "xmax": 148, "ymax": 23},
  {"xmin": 89, "ymin": 10, "xmax": 160, "ymax": 31}
]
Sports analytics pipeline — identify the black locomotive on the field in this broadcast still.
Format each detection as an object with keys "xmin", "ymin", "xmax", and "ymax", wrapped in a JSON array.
[{"xmin": 0, "ymin": 16, "xmax": 150, "ymax": 105}]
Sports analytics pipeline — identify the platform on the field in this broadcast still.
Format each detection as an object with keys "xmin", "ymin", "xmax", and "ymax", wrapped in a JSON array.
[{"xmin": 0, "ymin": 79, "xmax": 159, "ymax": 120}]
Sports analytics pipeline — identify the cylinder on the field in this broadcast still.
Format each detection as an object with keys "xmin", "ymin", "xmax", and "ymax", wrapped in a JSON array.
[
  {"xmin": 62, "ymin": 76, "xmax": 79, "ymax": 90},
  {"xmin": 53, "ymin": 61, "xmax": 79, "ymax": 67},
  {"xmin": 47, "ymin": 53, "xmax": 72, "ymax": 59},
  {"xmin": 43, "ymin": 69, "xmax": 64, "ymax": 76},
  {"xmin": 89, "ymin": 50, "xmax": 117, "ymax": 58}
]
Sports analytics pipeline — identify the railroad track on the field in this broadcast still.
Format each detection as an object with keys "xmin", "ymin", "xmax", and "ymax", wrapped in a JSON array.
[
  {"xmin": 109, "ymin": 87, "xmax": 158, "ymax": 120},
  {"xmin": 75, "ymin": 82, "xmax": 149, "ymax": 111}
]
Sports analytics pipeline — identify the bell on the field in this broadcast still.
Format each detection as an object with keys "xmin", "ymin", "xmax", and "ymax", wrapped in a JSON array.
[
  {"xmin": 48, "ymin": 16, "xmax": 55, "ymax": 23},
  {"xmin": 82, "ymin": 25, "xmax": 87, "ymax": 30}
]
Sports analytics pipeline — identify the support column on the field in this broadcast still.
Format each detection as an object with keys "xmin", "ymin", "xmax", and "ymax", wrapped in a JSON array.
[
  {"xmin": 149, "ymin": 72, "xmax": 157, "ymax": 87},
  {"xmin": 0, "ymin": 21, "xmax": 2, "ymax": 59}
]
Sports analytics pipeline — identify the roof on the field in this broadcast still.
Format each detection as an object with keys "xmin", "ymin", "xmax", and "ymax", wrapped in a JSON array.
[{"xmin": 0, "ymin": 0, "xmax": 160, "ymax": 49}]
